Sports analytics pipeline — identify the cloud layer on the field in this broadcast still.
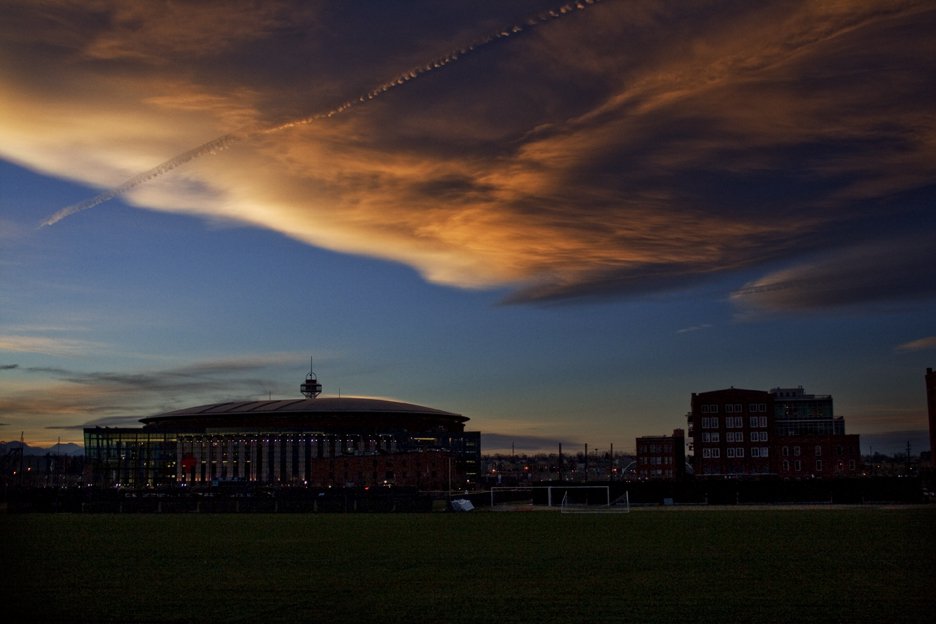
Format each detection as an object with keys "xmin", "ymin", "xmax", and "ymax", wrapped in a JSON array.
[
  {"xmin": 3, "ymin": 0, "xmax": 934, "ymax": 308},
  {"xmin": 0, "ymin": 355, "xmax": 302, "ymax": 444}
]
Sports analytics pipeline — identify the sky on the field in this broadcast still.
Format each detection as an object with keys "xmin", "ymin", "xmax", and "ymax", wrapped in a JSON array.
[{"xmin": 1, "ymin": 0, "xmax": 934, "ymax": 455}]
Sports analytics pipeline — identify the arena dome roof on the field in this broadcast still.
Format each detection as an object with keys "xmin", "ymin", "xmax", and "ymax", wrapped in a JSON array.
[{"xmin": 139, "ymin": 396, "xmax": 468, "ymax": 433}]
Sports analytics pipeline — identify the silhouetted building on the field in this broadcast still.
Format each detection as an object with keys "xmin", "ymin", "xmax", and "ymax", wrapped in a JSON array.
[
  {"xmin": 771, "ymin": 386, "xmax": 844, "ymax": 436},
  {"xmin": 636, "ymin": 429, "xmax": 686, "ymax": 480},
  {"xmin": 927, "ymin": 367, "xmax": 936, "ymax": 462},
  {"xmin": 688, "ymin": 386, "xmax": 861, "ymax": 478},
  {"xmin": 688, "ymin": 388, "xmax": 773, "ymax": 476},
  {"xmin": 774, "ymin": 434, "xmax": 862, "ymax": 478},
  {"xmin": 84, "ymin": 372, "xmax": 480, "ymax": 490}
]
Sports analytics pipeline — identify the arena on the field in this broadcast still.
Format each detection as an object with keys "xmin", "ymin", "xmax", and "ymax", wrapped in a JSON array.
[{"xmin": 84, "ymin": 372, "xmax": 481, "ymax": 490}]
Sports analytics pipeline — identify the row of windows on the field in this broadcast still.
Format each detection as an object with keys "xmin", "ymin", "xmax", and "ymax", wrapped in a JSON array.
[
  {"xmin": 703, "ymin": 431, "xmax": 769, "ymax": 443},
  {"xmin": 702, "ymin": 447, "xmax": 770, "ymax": 459},
  {"xmin": 780, "ymin": 459, "xmax": 857, "ymax": 472},
  {"xmin": 700, "ymin": 416, "xmax": 768, "ymax": 429},
  {"xmin": 780, "ymin": 445, "xmax": 848, "ymax": 457},
  {"xmin": 639, "ymin": 444, "xmax": 673, "ymax": 454},
  {"xmin": 701, "ymin": 403, "xmax": 768, "ymax": 414}
]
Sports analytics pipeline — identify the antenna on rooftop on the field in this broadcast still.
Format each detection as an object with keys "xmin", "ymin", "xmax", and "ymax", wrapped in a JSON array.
[{"xmin": 300, "ymin": 356, "xmax": 322, "ymax": 398}]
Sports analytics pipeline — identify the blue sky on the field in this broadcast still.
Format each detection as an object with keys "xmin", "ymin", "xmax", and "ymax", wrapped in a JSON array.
[{"xmin": 1, "ymin": 0, "xmax": 934, "ymax": 454}]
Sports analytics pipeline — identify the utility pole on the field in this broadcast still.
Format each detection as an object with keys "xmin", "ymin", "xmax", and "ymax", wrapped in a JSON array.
[
  {"xmin": 609, "ymin": 442, "xmax": 614, "ymax": 481},
  {"xmin": 558, "ymin": 443, "xmax": 563, "ymax": 482},
  {"xmin": 906, "ymin": 440, "xmax": 912, "ymax": 476}
]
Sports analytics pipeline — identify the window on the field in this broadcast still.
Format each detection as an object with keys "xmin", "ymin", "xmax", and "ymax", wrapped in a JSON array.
[
  {"xmin": 782, "ymin": 446, "xmax": 789, "ymax": 457},
  {"xmin": 726, "ymin": 416, "xmax": 743, "ymax": 428},
  {"xmin": 793, "ymin": 446, "xmax": 801, "ymax": 456},
  {"xmin": 816, "ymin": 459, "xmax": 823, "ymax": 471},
  {"xmin": 727, "ymin": 448, "xmax": 735, "ymax": 458},
  {"xmin": 758, "ymin": 416, "xmax": 768, "ymax": 428},
  {"xmin": 712, "ymin": 448, "xmax": 720, "ymax": 458},
  {"xmin": 848, "ymin": 460, "xmax": 855, "ymax": 470},
  {"xmin": 750, "ymin": 416, "xmax": 759, "ymax": 428},
  {"xmin": 760, "ymin": 447, "xmax": 768, "ymax": 458},
  {"xmin": 703, "ymin": 448, "xmax": 711, "ymax": 459},
  {"xmin": 750, "ymin": 447, "xmax": 758, "ymax": 457},
  {"xmin": 702, "ymin": 417, "xmax": 719, "ymax": 429},
  {"xmin": 702, "ymin": 404, "xmax": 719, "ymax": 414},
  {"xmin": 815, "ymin": 445, "xmax": 822, "ymax": 457},
  {"xmin": 703, "ymin": 432, "xmax": 720, "ymax": 443},
  {"xmin": 782, "ymin": 459, "xmax": 790, "ymax": 471},
  {"xmin": 794, "ymin": 460, "xmax": 802, "ymax": 471}
]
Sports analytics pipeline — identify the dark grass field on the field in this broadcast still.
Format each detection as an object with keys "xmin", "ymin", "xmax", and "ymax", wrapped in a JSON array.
[{"xmin": 3, "ymin": 507, "xmax": 934, "ymax": 623}]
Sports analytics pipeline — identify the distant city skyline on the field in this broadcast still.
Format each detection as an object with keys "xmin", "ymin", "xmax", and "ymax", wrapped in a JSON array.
[{"xmin": 2, "ymin": 1, "xmax": 934, "ymax": 455}]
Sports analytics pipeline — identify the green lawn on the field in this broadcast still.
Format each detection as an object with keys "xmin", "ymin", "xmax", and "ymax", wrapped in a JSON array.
[{"xmin": 2, "ymin": 507, "xmax": 934, "ymax": 623}]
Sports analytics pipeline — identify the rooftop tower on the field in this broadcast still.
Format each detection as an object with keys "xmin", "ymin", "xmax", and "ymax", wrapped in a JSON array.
[{"xmin": 300, "ymin": 357, "xmax": 322, "ymax": 398}]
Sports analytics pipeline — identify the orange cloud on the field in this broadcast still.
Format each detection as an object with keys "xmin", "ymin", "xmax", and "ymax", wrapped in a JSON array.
[{"xmin": 2, "ymin": 0, "xmax": 934, "ymax": 305}]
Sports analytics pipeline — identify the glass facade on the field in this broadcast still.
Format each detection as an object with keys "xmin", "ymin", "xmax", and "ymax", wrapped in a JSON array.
[
  {"xmin": 85, "ymin": 427, "xmax": 481, "ymax": 489},
  {"xmin": 83, "ymin": 429, "xmax": 177, "ymax": 488},
  {"xmin": 771, "ymin": 387, "xmax": 839, "ymax": 437}
]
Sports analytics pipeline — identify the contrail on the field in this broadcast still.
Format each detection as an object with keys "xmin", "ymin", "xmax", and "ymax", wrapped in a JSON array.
[
  {"xmin": 40, "ymin": 134, "xmax": 241, "ymax": 227},
  {"xmin": 41, "ymin": 0, "xmax": 607, "ymax": 228}
]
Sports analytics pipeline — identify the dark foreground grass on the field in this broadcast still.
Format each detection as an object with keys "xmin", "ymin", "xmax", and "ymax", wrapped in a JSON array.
[{"xmin": 2, "ymin": 507, "xmax": 934, "ymax": 623}]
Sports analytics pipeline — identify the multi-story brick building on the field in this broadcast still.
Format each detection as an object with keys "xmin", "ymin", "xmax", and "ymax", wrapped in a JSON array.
[
  {"xmin": 635, "ymin": 429, "xmax": 686, "ymax": 480},
  {"xmin": 688, "ymin": 388, "xmax": 773, "ymax": 477},
  {"xmin": 773, "ymin": 434, "xmax": 862, "ymax": 478},
  {"xmin": 688, "ymin": 385, "xmax": 861, "ymax": 478}
]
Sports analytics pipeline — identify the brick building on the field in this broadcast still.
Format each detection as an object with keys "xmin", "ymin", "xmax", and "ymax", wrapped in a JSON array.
[
  {"xmin": 635, "ymin": 429, "xmax": 686, "ymax": 480},
  {"xmin": 687, "ymin": 385, "xmax": 861, "ymax": 478},
  {"xmin": 774, "ymin": 434, "xmax": 862, "ymax": 478},
  {"xmin": 688, "ymin": 388, "xmax": 773, "ymax": 477}
]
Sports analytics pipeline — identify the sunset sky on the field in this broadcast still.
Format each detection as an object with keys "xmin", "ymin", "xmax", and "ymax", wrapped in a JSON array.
[{"xmin": 1, "ymin": 0, "xmax": 934, "ymax": 454}]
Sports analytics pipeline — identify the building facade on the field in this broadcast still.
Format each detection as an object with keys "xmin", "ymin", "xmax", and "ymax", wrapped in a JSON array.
[
  {"xmin": 774, "ymin": 434, "xmax": 862, "ymax": 478},
  {"xmin": 927, "ymin": 368, "xmax": 936, "ymax": 462},
  {"xmin": 84, "ymin": 375, "xmax": 481, "ymax": 490},
  {"xmin": 688, "ymin": 388, "xmax": 773, "ymax": 477},
  {"xmin": 635, "ymin": 429, "xmax": 686, "ymax": 480},
  {"xmin": 688, "ymin": 386, "xmax": 861, "ymax": 478},
  {"xmin": 771, "ymin": 386, "xmax": 843, "ymax": 436}
]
